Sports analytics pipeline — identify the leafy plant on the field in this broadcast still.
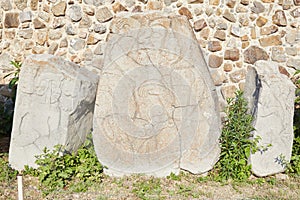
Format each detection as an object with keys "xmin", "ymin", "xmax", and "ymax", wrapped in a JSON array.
[
  {"xmin": 213, "ymin": 91, "xmax": 260, "ymax": 181},
  {"xmin": 24, "ymin": 134, "xmax": 104, "ymax": 195},
  {"xmin": 0, "ymin": 61, "xmax": 22, "ymax": 136},
  {"xmin": 0, "ymin": 153, "xmax": 18, "ymax": 183},
  {"xmin": 4, "ymin": 61, "xmax": 22, "ymax": 89},
  {"xmin": 289, "ymin": 71, "xmax": 300, "ymax": 176},
  {"xmin": 132, "ymin": 177, "xmax": 163, "ymax": 200}
]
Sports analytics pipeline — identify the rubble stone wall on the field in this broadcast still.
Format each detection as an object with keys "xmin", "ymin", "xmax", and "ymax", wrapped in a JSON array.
[{"xmin": 0, "ymin": 0, "xmax": 299, "ymax": 103}]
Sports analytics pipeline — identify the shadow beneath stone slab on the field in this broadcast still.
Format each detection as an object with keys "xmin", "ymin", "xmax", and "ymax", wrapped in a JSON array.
[{"xmin": 0, "ymin": 136, "xmax": 10, "ymax": 153}]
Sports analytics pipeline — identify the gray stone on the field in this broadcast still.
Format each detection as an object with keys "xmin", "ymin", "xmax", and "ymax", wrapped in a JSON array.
[
  {"xmin": 229, "ymin": 69, "xmax": 246, "ymax": 83},
  {"xmin": 79, "ymin": 14, "xmax": 92, "ymax": 28},
  {"xmin": 52, "ymin": 17, "xmax": 65, "ymax": 29},
  {"xmin": 66, "ymin": 24, "xmax": 77, "ymax": 35},
  {"xmin": 18, "ymin": 28, "xmax": 33, "ymax": 39},
  {"xmin": 271, "ymin": 47, "xmax": 286, "ymax": 62},
  {"xmin": 94, "ymin": 24, "xmax": 107, "ymax": 34},
  {"xmin": 0, "ymin": 0, "xmax": 12, "ymax": 11},
  {"xmin": 94, "ymin": 42, "xmax": 105, "ymax": 55},
  {"xmin": 19, "ymin": 11, "xmax": 32, "ymax": 23},
  {"xmin": 14, "ymin": 0, "xmax": 28, "ymax": 10},
  {"xmin": 93, "ymin": 13, "xmax": 221, "ymax": 177},
  {"xmin": 287, "ymin": 58, "xmax": 300, "ymax": 70},
  {"xmin": 251, "ymin": 1, "xmax": 265, "ymax": 14},
  {"xmin": 84, "ymin": 0, "xmax": 105, "ymax": 6},
  {"xmin": 68, "ymin": 5, "xmax": 82, "ymax": 22},
  {"xmin": 70, "ymin": 38, "xmax": 86, "ymax": 51},
  {"xmin": 9, "ymin": 54, "xmax": 99, "ymax": 170},
  {"xmin": 48, "ymin": 29, "xmax": 62, "ymax": 40},
  {"xmin": 223, "ymin": 9, "xmax": 236, "ymax": 22},
  {"xmin": 48, "ymin": 42, "xmax": 59, "ymax": 54},
  {"xmin": 244, "ymin": 60, "xmax": 295, "ymax": 177}
]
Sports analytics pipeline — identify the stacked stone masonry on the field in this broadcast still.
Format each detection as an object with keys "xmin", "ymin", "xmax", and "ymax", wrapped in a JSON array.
[{"xmin": 0, "ymin": 0, "xmax": 299, "ymax": 105}]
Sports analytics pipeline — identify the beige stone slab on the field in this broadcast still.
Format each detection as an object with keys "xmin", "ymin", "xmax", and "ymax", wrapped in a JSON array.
[
  {"xmin": 93, "ymin": 12, "xmax": 221, "ymax": 177},
  {"xmin": 9, "ymin": 54, "xmax": 98, "ymax": 170}
]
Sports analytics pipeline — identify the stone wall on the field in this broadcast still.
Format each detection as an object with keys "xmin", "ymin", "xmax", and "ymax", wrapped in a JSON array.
[{"xmin": 0, "ymin": 0, "xmax": 299, "ymax": 103}]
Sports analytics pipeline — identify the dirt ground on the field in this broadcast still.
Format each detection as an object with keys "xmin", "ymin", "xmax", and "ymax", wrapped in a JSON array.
[{"xmin": 1, "ymin": 136, "xmax": 299, "ymax": 200}]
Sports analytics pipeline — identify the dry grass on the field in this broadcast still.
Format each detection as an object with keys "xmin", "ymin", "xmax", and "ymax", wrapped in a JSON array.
[{"xmin": 1, "ymin": 172, "xmax": 299, "ymax": 200}]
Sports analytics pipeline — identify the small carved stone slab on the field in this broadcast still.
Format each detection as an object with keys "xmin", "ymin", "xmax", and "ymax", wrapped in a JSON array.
[
  {"xmin": 9, "ymin": 54, "xmax": 98, "ymax": 170},
  {"xmin": 244, "ymin": 60, "xmax": 295, "ymax": 177},
  {"xmin": 93, "ymin": 12, "xmax": 221, "ymax": 177}
]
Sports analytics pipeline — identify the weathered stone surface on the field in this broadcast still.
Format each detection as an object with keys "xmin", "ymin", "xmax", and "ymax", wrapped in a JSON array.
[
  {"xmin": 49, "ymin": 29, "xmax": 62, "ymax": 40},
  {"xmin": 259, "ymin": 35, "xmax": 282, "ymax": 47},
  {"xmin": 70, "ymin": 38, "xmax": 85, "ymax": 51},
  {"xmin": 223, "ymin": 9, "xmax": 236, "ymax": 22},
  {"xmin": 272, "ymin": 10, "xmax": 287, "ymax": 26},
  {"xmin": 9, "ymin": 54, "xmax": 99, "ymax": 170},
  {"xmin": 79, "ymin": 14, "xmax": 92, "ymax": 28},
  {"xmin": 210, "ymin": 69, "xmax": 226, "ymax": 86},
  {"xmin": 194, "ymin": 19, "xmax": 207, "ymax": 32},
  {"xmin": 286, "ymin": 29, "xmax": 297, "ymax": 44},
  {"xmin": 18, "ymin": 28, "xmax": 33, "ymax": 39},
  {"xmin": 221, "ymin": 85, "xmax": 237, "ymax": 99},
  {"xmin": 93, "ymin": 13, "xmax": 221, "ymax": 177},
  {"xmin": 290, "ymin": 8, "xmax": 300, "ymax": 18},
  {"xmin": 52, "ymin": 17, "xmax": 65, "ymax": 29},
  {"xmin": 260, "ymin": 25, "xmax": 278, "ymax": 35},
  {"xmin": 251, "ymin": 1, "xmax": 265, "ymax": 14},
  {"xmin": 244, "ymin": 46, "xmax": 269, "ymax": 64},
  {"xmin": 52, "ymin": 1, "xmax": 66, "ymax": 17},
  {"xmin": 295, "ymin": 0, "xmax": 300, "ymax": 5},
  {"xmin": 4, "ymin": 13, "xmax": 20, "ymax": 28},
  {"xmin": 15, "ymin": 0, "xmax": 27, "ymax": 10},
  {"xmin": 94, "ymin": 24, "xmax": 106, "ymax": 34},
  {"xmin": 224, "ymin": 48, "xmax": 239, "ymax": 61},
  {"xmin": 19, "ymin": 11, "xmax": 32, "ymax": 23},
  {"xmin": 112, "ymin": 2, "xmax": 127, "ymax": 13},
  {"xmin": 214, "ymin": 30, "xmax": 226, "ymax": 41},
  {"xmin": 256, "ymin": 16, "xmax": 268, "ymax": 27},
  {"xmin": 68, "ymin": 5, "xmax": 82, "ymax": 22},
  {"xmin": 0, "ymin": 0, "xmax": 12, "ymax": 11},
  {"xmin": 230, "ymin": 69, "xmax": 246, "ymax": 83},
  {"xmin": 271, "ymin": 47, "xmax": 286, "ymax": 62},
  {"xmin": 287, "ymin": 58, "xmax": 300, "ymax": 69},
  {"xmin": 285, "ymin": 47, "xmax": 297, "ymax": 56},
  {"xmin": 95, "ymin": 7, "xmax": 113, "ymax": 23},
  {"xmin": 231, "ymin": 24, "xmax": 243, "ymax": 37},
  {"xmin": 208, "ymin": 41, "xmax": 222, "ymax": 52},
  {"xmin": 30, "ymin": 0, "xmax": 39, "ymax": 10},
  {"xmin": 209, "ymin": 54, "xmax": 223, "ymax": 68},
  {"xmin": 244, "ymin": 60, "xmax": 295, "ymax": 177},
  {"xmin": 147, "ymin": 0, "xmax": 164, "ymax": 10},
  {"xmin": 178, "ymin": 7, "xmax": 193, "ymax": 19}
]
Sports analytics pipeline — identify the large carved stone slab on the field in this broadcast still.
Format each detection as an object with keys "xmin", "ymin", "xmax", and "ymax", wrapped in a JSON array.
[
  {"xmin": 244, "ymin": 60, "xmax": 295, "ymax": 177},
  {"xmin": 93, "ymin": 12, "xmax": 221, "ymax": 177},
  {"xmin": 9, "ymin": 54, "xmax": 98, "ymax": 170}
]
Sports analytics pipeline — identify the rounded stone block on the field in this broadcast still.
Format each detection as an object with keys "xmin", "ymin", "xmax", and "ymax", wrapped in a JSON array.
[{"xmin": 93, "ymin": 12, "xmax": 221, "ymax": 177}]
